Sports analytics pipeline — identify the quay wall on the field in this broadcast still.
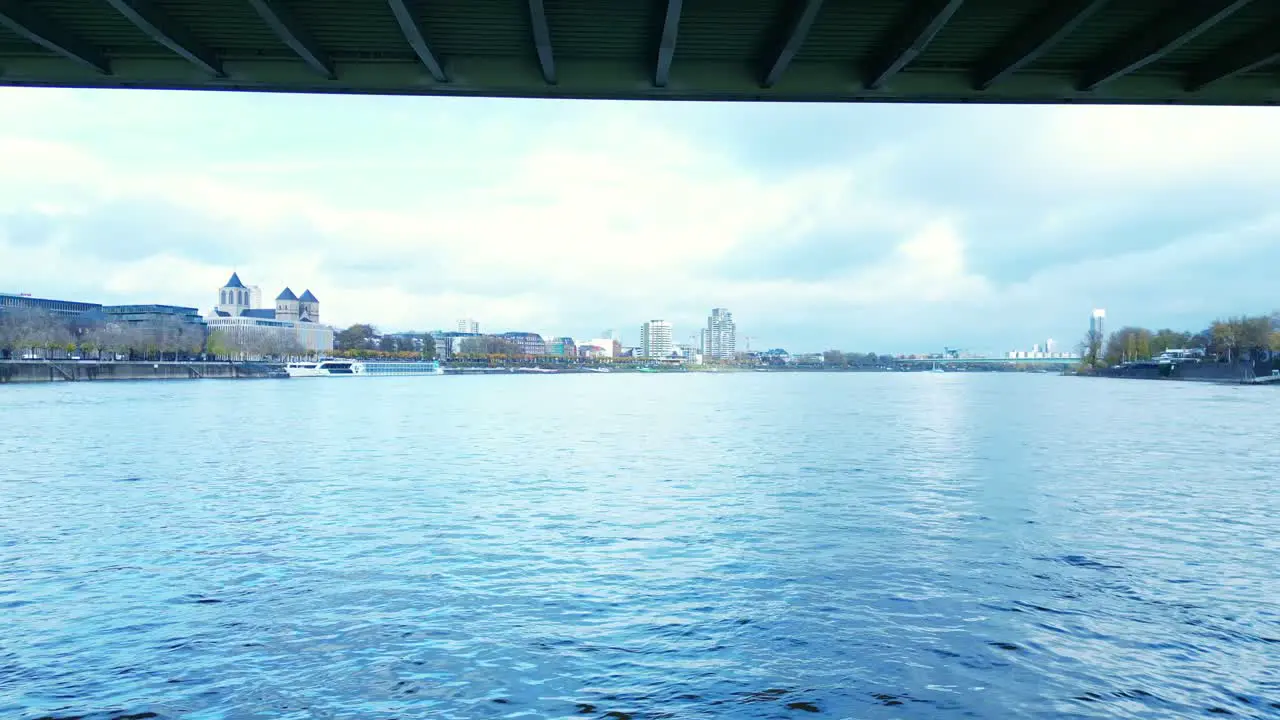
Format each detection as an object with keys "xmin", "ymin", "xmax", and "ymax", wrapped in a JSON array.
[
  {"xmin": 0, "ymin": 361, "xmax": 282, "ymax": 384},
  {"xmin": 1097, "ymin": 360, "xmax": 1273, "ymax": 384}
]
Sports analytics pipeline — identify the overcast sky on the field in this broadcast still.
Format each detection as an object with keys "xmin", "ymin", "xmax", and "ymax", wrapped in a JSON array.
[{"xmin": 1, "ymin": 88, "xmax": 1277, "ymax": 354}]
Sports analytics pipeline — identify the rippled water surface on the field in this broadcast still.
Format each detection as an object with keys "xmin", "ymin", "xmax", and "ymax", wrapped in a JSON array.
[{"xmin": 2, "ymin": 373, "xmax": 1278, "ymax": 719}]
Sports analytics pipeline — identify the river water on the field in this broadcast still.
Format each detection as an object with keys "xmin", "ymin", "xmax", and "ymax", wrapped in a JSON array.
[{"xmin": 1, "ymin": 373, "xmax": 1277, "ymax": 719}]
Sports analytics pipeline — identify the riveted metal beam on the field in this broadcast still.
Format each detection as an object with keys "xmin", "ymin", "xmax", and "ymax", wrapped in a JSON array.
[
  {"xmin": 528, "ymin": 0, "xmax": 555, "ymax": 84},
  {"xmin": 1184, "ymin": 22, "xmax": 1280, "ymax": 90},
  {"xmin": 864, "ymin": 0, "xmax": 963, "ymax": 90},
  {"xmin": 248, "ymin": 0, "xmax": 334, "ymax": 79},
  {"xmin": 973, "ymin": 0, "xmax": 1108, "ymax": 90},
  {"xmin": 654, "ymin": 0, "xmax": 683, "ymax": 87},
  {"xmin": 386, "ymin": 0, "xmax": 446, "ymax": 82},
  {"xmin": 104, "ymin": 0, "xmax": 222, "ymax": 76},
  {"xmin": 762, "ymin": 0, "xmax": 824, "ymax": 88},
  {"xmin": 1078, "ymin": 0, "xmax": 1255, "ymax": 91},
  {"xmin": 0, "ymin": 0, "xmax": 109, "ymax": 74}
]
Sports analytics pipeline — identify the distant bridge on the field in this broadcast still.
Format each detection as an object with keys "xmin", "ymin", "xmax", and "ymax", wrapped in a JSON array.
[{"xmin": 897, "ymin": 356, "xmax": 1079, "ymax": 365}]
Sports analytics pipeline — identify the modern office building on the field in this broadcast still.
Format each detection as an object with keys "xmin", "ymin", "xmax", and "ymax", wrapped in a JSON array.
[
  {"xmin": 578, "ymin": 343, "xmax": 610, "ymax": 360},
  {"xmin": 640, "ymin": 320, "xmax": 673, "ymax": 359},
  {"xmin": 207, "ymin": 273, "xmax": 333, "ymax": 354},
  {"xmin": 580, "ymin": 337, "xmax": 620, "ymax": 359},
  {"xmin": 702, "ymin": 307, "xmax": 736, "ymax": 361},
  {"xmin": 2, "ymin": 294, "xmax": 205, "ymax": 335},
  {"xmin": 0, "ymin": 293, "xmax": 101, "ymax": 317},
  {"xmin": 501, "ymin": 331, "xmax": 547, "ymax": 356},
  {"xmin": 675, "ymin": 344, "xmax": 702, "ymax": 364},
  {"xmin": 457, "ymin": 318, "xmax": 479, "ymax": 334},
  {"xmin": 547, "ymin": 337, "xmax": 577, "ymax": 357},
  {"xmin": 430, "ymin": 330, "xmax": 481, "ymax": 359},
  {"xmin": 1090, "ymin": 309, "xmax": 1106, "ymax": 340},
  {"xmin": 99, "ymin": 304, "xmax": 205, "ymax": 331}
]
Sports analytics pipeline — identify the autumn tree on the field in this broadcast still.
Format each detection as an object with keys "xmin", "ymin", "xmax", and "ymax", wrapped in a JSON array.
[
  {"xmin": 1150, "ymin": 329, "xmax": 1192, "ymax": 355},
  {"xmin": 1079, "ymin": 326, "xmax": 1105, "ymax": 368},
  {"xmin": 335, "ymin": 324, "xmax": 378, "ymax": 351},
  {"xmin": 459, "ymin": 335, "xmax": 522, "ymax": 357},
  {"xmin": 1104, "ymin": 326, "xmax": 1154, "ymax": 365}
]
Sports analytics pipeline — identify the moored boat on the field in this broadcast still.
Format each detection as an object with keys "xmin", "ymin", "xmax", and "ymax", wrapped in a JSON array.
[{"xmin": 284, "ymin": 359, "xmax": 443, "ymax": 377}]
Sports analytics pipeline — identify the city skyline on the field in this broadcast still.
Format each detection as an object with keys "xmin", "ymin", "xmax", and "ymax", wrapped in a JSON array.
[
  {"xmin": 0, "ymin": 280, "xmax": 1248, "ymax": 359},
  {"xmin": 3, "ymin": 90, "xmax": 1278, "ymax": 351}
]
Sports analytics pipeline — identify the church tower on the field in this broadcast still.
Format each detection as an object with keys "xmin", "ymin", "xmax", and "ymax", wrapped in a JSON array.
[
  {"xmin": 275, "ymin": 287, "xmax": 300, "ymax": 322},
  {"xmin": 298, "ymin": 289, "xmax": 320, "ymax": 323},
  {"xmin": 217, "ymin": 272, "xmax": 250, "ymax": 316}
]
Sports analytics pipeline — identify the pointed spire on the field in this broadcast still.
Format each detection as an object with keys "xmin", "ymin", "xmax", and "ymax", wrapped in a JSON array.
[
  {"xmin": 224, "ymin": 272, "xmax": 245, "ymax": 289},
  {"xmin": 299, "ymin": 289, "xmax": 319, "ymax": 303},
  {"xmin": 276, "ymin": 287, "xmax": 298, "ymax": 301}
]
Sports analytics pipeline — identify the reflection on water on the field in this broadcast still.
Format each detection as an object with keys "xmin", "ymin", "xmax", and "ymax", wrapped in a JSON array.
[{"xmin": 1, "ymin": 373, "xmax": 1277, "ymax": 719}]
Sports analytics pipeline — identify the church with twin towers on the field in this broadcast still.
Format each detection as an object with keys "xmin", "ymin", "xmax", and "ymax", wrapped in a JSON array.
[{"xmin": 205, "ymin": 272, "xmax": 334, "ymax": 354}]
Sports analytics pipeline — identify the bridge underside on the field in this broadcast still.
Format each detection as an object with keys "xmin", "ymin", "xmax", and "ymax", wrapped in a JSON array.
[{"xmin": 0, "ymin": 0, "xmax": 1278, "ymax": 105}]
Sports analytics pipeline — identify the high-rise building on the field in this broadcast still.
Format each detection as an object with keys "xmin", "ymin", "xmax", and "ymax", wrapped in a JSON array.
[
  {"xmin": 457, "ymin": 318, "xmax": 479, "ymax": 334},
  {"xmin": 1090, "ymin": 309, "xmax": 1106, "ymax": 339},
  {"xmin": 248, "ymin": 285, "xmax": 262, "ymax": 309},
  {"xmin": 640, "ymin": 320, "xmax": 673, "ymax": 359},
  {"xmin": 703, "ymin": 307, "xmax": 736, "ymax": 361}
]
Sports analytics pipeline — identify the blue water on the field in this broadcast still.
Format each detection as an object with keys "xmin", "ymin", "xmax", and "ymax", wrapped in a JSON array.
[{"xmin": 2, "ymin": 373, "xmax": 1277, "ymax": 719}]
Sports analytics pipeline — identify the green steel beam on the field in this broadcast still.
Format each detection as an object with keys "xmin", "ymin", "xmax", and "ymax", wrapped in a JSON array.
[
  {"xmin": 247, "ymin": 0, "xmax": 334, "ymax": 79},
  {"xmin": 0, "ymin": 0, "xmax": 109, "ymax": 74},
  {"xmin": 3, "ymin": 0, "xmax": 1280, "ymax": 108},
  {"xmin": 1078, "ymin": 0, "xmax": 1256, "ymax": 91},
  {"xmin": 527, "ymin": 0, "xmax": 555, "ymax": 85},
  {"xmin": 1, "ymin": 54, "xmax": 1271, "ymax": 104},
  {"xmin": 654, "ymin": 0, "xmax": 683, "ymax": 88},
  {"xmin": 762, "ymin": 0, "xmax": 825, "ymax": 89},
  {"xmin": 973, "ymin": 0, "xmax": 1109, "ymax": 90},
  {"xmin": 1184, "ymin": 22, "xmax": 1280, "ymax": 90},
  {"xmin": 103, "ymin": 0, "xmax": 223, "ymax": 77},
  {"xmin": 386, "ymin": 0, "xmax": 447, "ymax": 82},
  {"xmin": 864, "ymin": 0, "xmax": 964, "ymax": 90}
]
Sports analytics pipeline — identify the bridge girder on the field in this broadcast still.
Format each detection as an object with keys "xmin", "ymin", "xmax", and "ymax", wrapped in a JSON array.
[
  {"xmin": 762, "ymin": 0, "xmax": 825, "ymax": 89},
  {"xmin": 385, "ymin": 0, "xmax": 447, "ymax": 83},
  {"xmin": 0, "ymin": 0, "xmax": 1277, "ymax": 105},
  {"xmin": 973, "ymin": 0, "xmax": 1109, "ymax": 91},
  {"xmin": 101, "ymin": 0, "xmax": 224, "ymax": 77},
  {"xmin": 864, "ymin": 0, "xmax": 965, "ymax": 90},
  {"xmin": 247, "ymin": 0, "xmax": 334, "ymax": 80},
  {"xmin": 1078, "ymin": 0, "xmax": 1257, "ymax": 91},
  {"xmin": 0, "ymin": 0, "xmax": 108, "ymax": 74},
  {"xmin": 654, "ymin": 0, "xmax": 683, "ymax": 88}
]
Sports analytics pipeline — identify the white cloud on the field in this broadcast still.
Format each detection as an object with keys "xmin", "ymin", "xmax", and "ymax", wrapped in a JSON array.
[{"xmin": 1022, "ymin": 105, "xmax": 1280, "ymax": 190}]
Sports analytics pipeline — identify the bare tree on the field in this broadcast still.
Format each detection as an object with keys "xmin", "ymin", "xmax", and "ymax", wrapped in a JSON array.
[
  {"xmin": 0, "ymin": 309, "xmax": 74, "ymax": 359},
  {"xmin": 0, "ymin": 311, "xmax": 20, "ymax": 359}
]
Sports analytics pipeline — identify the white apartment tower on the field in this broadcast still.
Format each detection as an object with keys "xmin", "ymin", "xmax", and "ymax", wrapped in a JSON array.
[
  {"xmin": 640, "ymin": 320, "xmax": 673, "ymax": 359},
  {"xmin": 1090, "ymin": 309, "xmax": 1106, "ymax": 339},
  {"xmin": 458, "ymin": 318, "xmax": 479, "ymax": 334},
  {"xmin": 702, "ymin": 307, "xmax": 736, "ymax": 361}
]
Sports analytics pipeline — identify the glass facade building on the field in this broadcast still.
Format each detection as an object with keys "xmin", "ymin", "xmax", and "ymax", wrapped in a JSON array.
[
  {"xmin": 100, "ymin": 304, "xmax": 206, "ymax": 331},
  {"xmin": 0, "ymin": 293, "xmax": 101, "ymax": 317}
]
